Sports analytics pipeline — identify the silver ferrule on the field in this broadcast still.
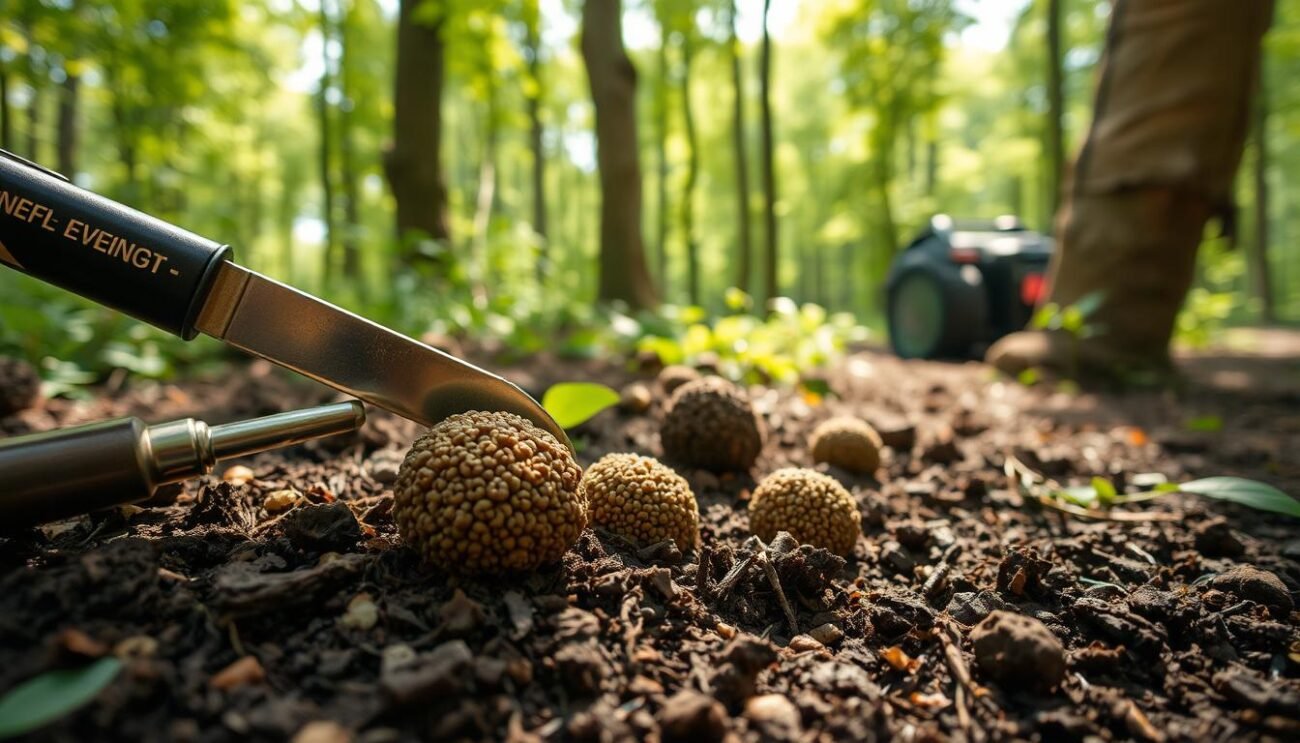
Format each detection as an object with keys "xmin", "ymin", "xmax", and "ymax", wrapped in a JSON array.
[{"xmin": 145, "ymin": 401, "xmax": 365, "ymax": 486}]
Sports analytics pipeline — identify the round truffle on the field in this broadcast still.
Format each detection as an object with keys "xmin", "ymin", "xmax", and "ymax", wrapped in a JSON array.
[
  {"xmin": 658, "ymin": 364, "xmax": 702, "ymax": 394},
  {"xmin": 810, "ymin": 417, "xmax": 883, "ymax": 473},
  {"xmin": 581, "ymin": 453, "xmax": 699, "ymax": 550},
  {"xmin": 749, "ymin": 468, "xmax": 860, "ymax": 557},
  {"xmin": 393, "ymin": 411, "xmax": 586, "ymax": 575},
  {"xmin": 0, "ymin": 356, "xmax": 40, "ymax": 417},
  {"xmin": 661, "ymin": 378, "xmax": 764, "ymax": 472}
]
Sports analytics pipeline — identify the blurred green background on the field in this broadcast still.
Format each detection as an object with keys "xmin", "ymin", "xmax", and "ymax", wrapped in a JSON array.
[{"xmin": 0, "ymin": 0, "xmax": 1294, "ymax": 390}]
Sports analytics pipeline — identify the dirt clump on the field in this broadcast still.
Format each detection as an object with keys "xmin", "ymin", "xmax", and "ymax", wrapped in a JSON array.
[
  {"xmin": 580, "ymin": 453, "xmax": 699, "ymax": 550},
  {"xmin": 0, "ymin": 356, "xmax": 41, "ymax": 416},
  {"xmin": 282, "ymin": 502, "xmax": 362, "ymax": 552},
  {"xmin": 970, "ymin": 610, "xmax": 1067, "ymax": 692},
  {"xmin": 657, "ymin": 364, "xmax": 702, "ymax": 394},
  {"xmin": 1210, "ymin": 564, "xmax": 1294, "ymax": 616},
  {"xmin": 661, "ymin": 377, "xmax": 765, "ymax": 472},
  {"xmin": 392, "ymin": 411, "xmax": 585, "ymax": 575}
]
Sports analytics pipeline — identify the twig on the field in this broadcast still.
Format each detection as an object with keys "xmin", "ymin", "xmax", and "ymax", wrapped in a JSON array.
[
  {"xmin": 922, "ymin": 543, "xmax": 964, "ymax": 602},
  {"xmin": 755, "ymin": 543, "xmax": 799, "ymax": 636}
]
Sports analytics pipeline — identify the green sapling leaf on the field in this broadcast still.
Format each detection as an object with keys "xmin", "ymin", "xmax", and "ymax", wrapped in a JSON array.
[
  {"xmin": 1179, "ymin": 477, "xmax": 1300, "ymax": 518},
  {"xmin": 542, "ymin": 382, "xmax": 621, "ymax": 430},
  {"xmin": 0, "ymin": 657, "xmax": 122, "ymax": 739}
]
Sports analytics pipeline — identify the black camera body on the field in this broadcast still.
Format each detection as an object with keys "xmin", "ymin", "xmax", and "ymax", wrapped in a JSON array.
[{"xmin": 885, "ymin": 215, "xmax": 1053, "ymax": 359}]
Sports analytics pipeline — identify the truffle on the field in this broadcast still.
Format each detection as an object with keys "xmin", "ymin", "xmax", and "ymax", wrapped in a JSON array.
[
  {"xmin": 661, "ymin": 377, "xmax": 764, "ymax": 472},
  {"xmin": 0, "ymin": 356, "xmax": 40, "ymax": 416},
  {"xmin": 809, "ymin": 417, "xmax": 883, "ymax": 473},
  {"xmin": 748, "ymin": 468, "xmax": 860, "ymax": 557},
  {"xmin": 580, "ymin": 453, "xmax": 699, "ymax": 550},
  {"xmin": 658, "ymin": 364, "xmax": 702, "ymax": 394},
  {"xmin": 393, "ymin": 411, "xmax": 586, "ymax": 575}
]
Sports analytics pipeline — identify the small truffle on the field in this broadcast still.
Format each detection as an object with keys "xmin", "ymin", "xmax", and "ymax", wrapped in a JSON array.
[
  {"xmin": 748, "ymin": 468, "xmax": 861, "ymax": 557},
  {"xmin": 970, "ymin": 610, "xmax": 1066, "ymax": 691},
  {"xmin": 393, "ymin": 411, "xmax": 586, "ymax": 575},
  {"xmin": 0, "ymin": 356, "xmax": 40, "ymax": 416},
  {"xmin": 657, "ymin": 364, "xmax": 702, "ymax": 394},
  {"xmin": 810, "ymin": 417, "xmax": 883, "ymax": 473},
  {"xmin": 581, "ymin": 453, "xmax": 699, "ymax": 550},
  {"xmin": 661, "ymin": 378, "xmax": 765, "ymax": 472}
]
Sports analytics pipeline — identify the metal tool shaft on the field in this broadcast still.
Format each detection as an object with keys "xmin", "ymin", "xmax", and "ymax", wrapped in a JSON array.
[{"xmin": 0, "ymin": 401, "xmax": 365, "ymax": 528}]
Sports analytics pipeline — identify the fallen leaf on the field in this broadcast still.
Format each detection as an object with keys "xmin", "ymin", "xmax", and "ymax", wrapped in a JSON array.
[
  {"xmin": 210, "ymin": 656, "xmax": 266, "ymax": 690},
  {"xmin": 882, "ymin": 646, "xmax": 920, "ymax": 673}
]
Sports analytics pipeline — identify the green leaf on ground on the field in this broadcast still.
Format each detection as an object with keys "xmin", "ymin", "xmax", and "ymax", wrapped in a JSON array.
[
  {"xmin": 542, "ymin": 382, "xmax": 620, "ymax": 430},
  {"xmin": 0, "ymin": 657, "xmax": 122, "ymax": 739},
  {"xmin": 1184, "ymin": 415, "xmax": 1224, "ymax": 433},
  {"xmin": 1179, "ymin": 477, "xmax": 1300, "ymax": 518},
  {"xmin": 1091, "ymin": 477, "xmax": 1118, "ymax": 506}
]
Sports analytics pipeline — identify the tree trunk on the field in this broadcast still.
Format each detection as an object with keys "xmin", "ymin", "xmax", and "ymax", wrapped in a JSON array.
[
  {"xmin": 56, "ymin": 72, "xmax": 80, "ymax": 176},
  {"xmin": 25, "ymin": 86, "xmax": 41, "ymax": 162},
  {"xmin": 384, "ymin": 0, "xmax": 452, "ymax": 263},
  {"xmin": 471, "ymin": 93, "xmax": 498, "ymax": 307},
  {"xmin": 316, "ymin": 0, "xmax": 338, "ymax": 276},
  {"xmin": 581, "ymin": 0, "xmax": 657, "ymax": 309},
  {"xmin": 337, "ymin": 0, "xmax": 362, "ymax": 277},
  {"xmin": 0, "ymin": 55, "xmax": 12, "ymax": 151},
  {"xmin": 728, "ymin": 0, "xmax": 753, "ymax": 297},
  {"xmin": 680, "ymin": 35, "xmax": 700, "ymax": 305},
  {"xmin": 655, "ymin": 37, "xmax": 670, "ymax": 294},
  {"xmin": 1046, "ymin": 0, "xmax": 1065, "ymax": 225},
  {"xmin": 758, "ymin": 0, "xmax": 779, "ymax": 304},
  {"xmin": 524, "ymin": 3, "xmax": 548, "ymax": 282},
  {"xmin": 1250, "ymin": 69, "xmax": 1275, "ymax": 323}
]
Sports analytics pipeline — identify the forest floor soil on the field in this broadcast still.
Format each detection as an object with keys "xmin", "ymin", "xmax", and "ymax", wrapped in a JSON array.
[{"xmin": 1, "ymin": 339, "xmax": 1298, "ymax": 742}]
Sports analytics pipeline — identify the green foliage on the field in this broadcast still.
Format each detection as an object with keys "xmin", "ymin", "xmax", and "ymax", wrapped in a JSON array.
[
  {"xmin": 542, "ymin": 382, "xmax": 620, "ymax": 429},
  {"xmin": 1179, "ymin": 477, "xmax": 1300, "ymax": 518},
  {"xmin": 0, "ymin": 657, "xmax": 122, "ymax": 739}
]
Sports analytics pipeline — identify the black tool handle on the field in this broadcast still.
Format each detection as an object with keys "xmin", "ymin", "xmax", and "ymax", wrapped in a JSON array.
[
  {"xmin": 0, "ymin": 150, "xmax": 231, "ymax": 339},
  {"xmin": 0, "ymin": 418, "xmax": 154, "ymax": 528}
]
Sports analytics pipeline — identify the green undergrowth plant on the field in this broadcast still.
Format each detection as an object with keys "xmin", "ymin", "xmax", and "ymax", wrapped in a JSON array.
[
  {"xmin": 1005, "ymin": 454, "xmax": 1300, "ymax": 520},
  {"xmin": 0, "ymin": 657, "xmax": 122, "ymax": 739}
]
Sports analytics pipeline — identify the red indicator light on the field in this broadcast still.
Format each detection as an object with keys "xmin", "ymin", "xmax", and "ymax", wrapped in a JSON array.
[
  {"xmin": 949, "ymin": 247, "xmax": 981, "ymax": 264},
  {"xmin": 1020, "ymin": 273, "xmax": 1047, "ymax": 305}
]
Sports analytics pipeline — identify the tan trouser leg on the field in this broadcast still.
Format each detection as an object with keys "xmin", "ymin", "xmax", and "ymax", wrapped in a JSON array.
[{"xmin": 1048, "ymin": 0, "xmax": 1273, "ymax": 357}]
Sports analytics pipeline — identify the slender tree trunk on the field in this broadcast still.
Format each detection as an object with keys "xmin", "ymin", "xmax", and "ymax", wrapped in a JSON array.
[
  {"xmin": 25, "ymin": 86, "xmax": 41, "ymax": 162},
  {"xmin": 471, "ymin": 93, "xmax": 498, "ymax": 307},
  {"xmin": 581, "ymin": 0, "xmax": 657, "ymax": 309},
  {"xmin": 0, "ymin": 53, "xmax": 12, "ymax": 151},
  {"xmin": 655, "ymin": 38, "xmax": 670, "ymax": 294},
  {"xmin": 337, "ymin": 0, "xmax": 362, "ymax": 277},
  {"xmin": 758, "ymin": 0, "xmax": 779, "ymax": 304},
  {"xmin": 1046, "ymin": 0, "xmax": 1065, "ymax": 225},
  {"xmin": 56, "ymin": 73, "xmax": 80, "ymax": 176},
  {"xmin": 316, "ymin": 0, "xmax": 338, "ymax": 276},
  {"xmin": 1250, "ymin": 70, "xmax": 1275, "ymax": 323},
  {"xmin": 680, "ymin": 35, "xmax": 700, "ymax": 305},
  {"xmin": 925, "ymin": 127, "xmax": 938, "ymax": 196},
  {"xmin": 728, "ymin": 0, "xmax": 753, "ymax": 297},
  {"xmin": 524, "ymin": 3, "xmax": 548, "ymax": 283},
  {"xmin": 385, "ymin": 0, "xmax": 452, "ymax": 264}
]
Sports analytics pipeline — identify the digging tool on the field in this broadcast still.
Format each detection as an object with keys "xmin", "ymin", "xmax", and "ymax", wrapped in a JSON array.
[
  {"xmin": 0, "ymin": 401, "xmax": 365, "ymax": 527},
  {"xmin": 0, "ymin": 149, "xmax": 570, "ymax": 449}
]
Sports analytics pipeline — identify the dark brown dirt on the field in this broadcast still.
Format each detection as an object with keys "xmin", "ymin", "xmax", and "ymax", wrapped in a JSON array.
[{"xmin": 1, "ymin": 347, "xmax": 1298, "ymax": 742}]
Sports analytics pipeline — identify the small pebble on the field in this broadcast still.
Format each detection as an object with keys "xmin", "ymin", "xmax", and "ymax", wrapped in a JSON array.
[
  {"xmin": 340, "ymin": 593, "xmax": 379, "ymax": 631},
  {"xmin": 1210, "ymin": 565, "xmax": 1293, "ymax": 616},
  {"xmin": 222, "ymin": 465, "xmax": 255, "ymax": 486},
  {"xmin": 292, "ymin": 721, "xmax": 353, "ymax": 743},
  {"xmin": 743, "ymin": 694, "xmax": 802, "ymax": 739},
  {"xmin": 788, "ymin": 635, "xmax": 824, "ymax": 653},
  {"xmin": 807, "ymin": 623, "xmax": 844, "ymax": 646},
  {"xmin": 263, "ymin": 489, "xmax": 302, "ymax": 514},
  {"xmin": 210, "ymin": 656, "xmax": 266, "ymax": 690},
  {"xmin": 658, "ymin": 690, "xmax": 729, "ymax": 743}
]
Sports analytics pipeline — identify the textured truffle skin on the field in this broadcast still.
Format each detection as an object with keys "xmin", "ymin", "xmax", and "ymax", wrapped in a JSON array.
[
  {"xmin": 581, "ymin": 453, "xmax": 699, "ymax": 550},
  {"xmin": 657, "ymin": 364, "xmax": 702, "ymax": 394},
  {"xmin": 749, "ymin": 468, "xmax": 860, "ymax": 557},
  {"xmin": 0, "ymin": 357, "xmax": 40, "ymax": 416},
  {"xmin": 660, "ymin": 378, "xmax": 764, "ymax": 472},
  {"xmin": 810, "ymin": 417, "xmax": 883, "ymax": 473},
  {"xmin": 394, "ymin": 411, "xmax": 586, "ymax": 575}
]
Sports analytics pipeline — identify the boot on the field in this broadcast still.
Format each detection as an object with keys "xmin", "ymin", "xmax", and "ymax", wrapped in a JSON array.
[
  {"xmin": 987, "ymin": 0, "xmax": 1272, "ymax": 385},
  {"xmin": 988, "ymin": 188, "xmax": 1210, "ymax": 384}
]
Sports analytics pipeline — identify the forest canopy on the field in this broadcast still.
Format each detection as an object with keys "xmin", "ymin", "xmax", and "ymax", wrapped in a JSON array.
[{"xmin": 0, "ymin": 0, "xmax": 1296, "ymax": 383}]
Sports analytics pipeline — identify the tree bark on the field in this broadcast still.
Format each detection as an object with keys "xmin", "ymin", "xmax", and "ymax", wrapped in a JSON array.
[
  {"xmin": 524, "ymin": 2, "xmax": 548, "ymax": 283},
  {"xmin": 337, "ymin": 0, "xmax": 362, "ymax": 276},
  {"xmin": 728, "ymin": 0, "xmax": 753, "ymax": 297},
  {"xmin": 680, "ymin": 34, "xmax": 700, "ymax": 305},
  {"xmin": 581, "ymin": 0, "xmax": 657, "ymax": 309},
  {"xmin": 25, "ymin": 86, "xmax": 41, "ymax": 162},
  {"xmin": 56, "ymin": 72, "xmax": 80, "ymax": 176},
  {"xmin": 316, "ymin": 0, "xmax": 338, "ymax": 275},
  {"xmin": 385, "ymin": 0, "xmax": 452, "ymax": 262},
  {"xmin": 0, "ymin": 56, "xmax": 12, "ymax": 152},
  {"xmin": 1046, "ymin": 0, "xmax": 1065, "ymax": 225},
  {"xmin": 655, "ymin": 36, "xmax": 670, "ymax": 293},
  {"xmin": 758, "ymin": 0, "xmax": 779, "ymax": 304},
  {"xmin": 1250, "ymin": 68, "xmax": 1275, "ymax": 323}
]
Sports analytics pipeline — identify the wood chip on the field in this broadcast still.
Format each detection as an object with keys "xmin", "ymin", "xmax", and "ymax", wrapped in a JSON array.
[{"xmin": 210, "ymin": 656, "xmax": 266, "ymax": 690}]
